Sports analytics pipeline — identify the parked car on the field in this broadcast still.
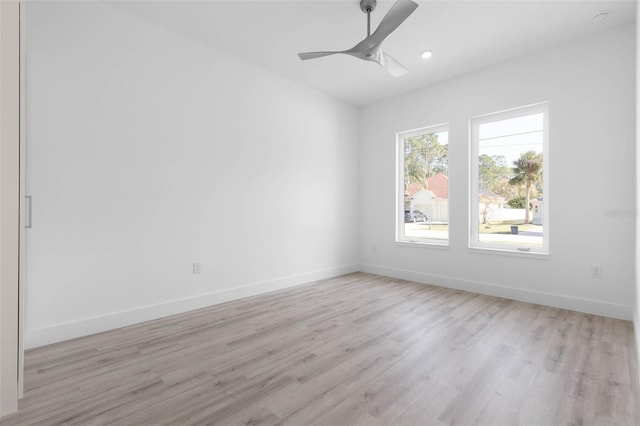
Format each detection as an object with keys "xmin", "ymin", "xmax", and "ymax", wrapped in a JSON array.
[{"xmin": 404, "ymin": 210, "xmax": 428, "ymax": 223}]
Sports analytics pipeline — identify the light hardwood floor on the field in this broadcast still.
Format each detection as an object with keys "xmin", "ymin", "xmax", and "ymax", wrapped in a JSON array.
[{"xmin": 2, "ymin": 273, "xmax": 639, "ymax": 425}]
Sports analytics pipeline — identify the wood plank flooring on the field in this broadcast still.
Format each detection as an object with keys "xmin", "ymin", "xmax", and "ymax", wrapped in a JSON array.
[{"xmin": 2, "ymin": 272, "xmax": 639, "ymax": 425}]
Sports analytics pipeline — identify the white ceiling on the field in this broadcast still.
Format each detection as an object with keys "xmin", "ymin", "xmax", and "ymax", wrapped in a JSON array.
[{"xmin": 112, "ymin": 0, "xmax": 636, "ymax": 106}]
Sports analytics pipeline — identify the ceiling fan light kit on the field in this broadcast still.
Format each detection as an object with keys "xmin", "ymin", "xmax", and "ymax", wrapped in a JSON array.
[{"xmin": 298, "ymin": 0, "xmax": 419, "ymax": 77}]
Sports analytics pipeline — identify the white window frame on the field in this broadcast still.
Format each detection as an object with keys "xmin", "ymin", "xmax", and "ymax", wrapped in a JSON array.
[
  {"xmin": 469, "ymin": 103, "xmax": 549, "ymax": 255},
  {"xmin": 396, "ymin": 123, "xmax": 449, "ymax": 247}
]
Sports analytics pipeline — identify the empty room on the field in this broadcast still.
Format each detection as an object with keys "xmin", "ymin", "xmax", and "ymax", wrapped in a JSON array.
[{"xmin": 1, "ymin": 0, "xmax": 639, "ymax": 424}]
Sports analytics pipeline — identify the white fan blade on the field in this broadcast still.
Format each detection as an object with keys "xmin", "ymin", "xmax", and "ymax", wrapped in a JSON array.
[
  {"xmin": 366, "ymin": 0, "xmax": 419, "ymax": 48},
  {"xmin": 297, "ymin": 0, "xmax": 417, "ymax": 76},
  {"xmin": 298, "ymin": 51, "xmax": 342, "ymax": 60},
  {"xmin": 377, "ymin": 51, "xmax": 408, "ymax": 77}
]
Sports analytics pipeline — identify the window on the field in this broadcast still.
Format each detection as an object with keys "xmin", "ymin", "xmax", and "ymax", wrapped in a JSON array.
[
  {"xmin": 397, "ymin": 124, "xmax": 449, "ymax": 245},
  {"xmin": 470, "ymin": 103, "xmax": 548, "ymax": 254}
]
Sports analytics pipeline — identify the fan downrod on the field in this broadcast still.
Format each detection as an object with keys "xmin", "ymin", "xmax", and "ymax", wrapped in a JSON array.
[
  {"xmin": 360, "ymin": 0, "xmax": 376, "ymax": 37},
  {"xmin": 359, "ymin": 0, "xmax": 376, "ymax": 13}
]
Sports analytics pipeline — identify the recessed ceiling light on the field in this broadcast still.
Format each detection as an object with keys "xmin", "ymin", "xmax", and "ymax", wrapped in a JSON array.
[
  {"xmin": 421, "ymin": 50, "xmax": 433, "ymax": 60},
  {"xmin": 592, "ymin": 11, "xmax": 609, "ymax": 25}
]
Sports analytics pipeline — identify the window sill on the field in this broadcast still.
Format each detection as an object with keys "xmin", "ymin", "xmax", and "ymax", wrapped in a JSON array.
[
  {"xmin": 468, "ymin": 246, "xmax": 549, "ymax": 259},
  {"xmin": 396, "ymin": 240, "xmax": 449, "ymax": 249}
]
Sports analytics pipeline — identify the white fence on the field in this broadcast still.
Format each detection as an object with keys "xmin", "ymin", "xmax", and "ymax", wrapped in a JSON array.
[{"xmin": 493, "ymin": 208, "xmax": 526, "ymax": 222}]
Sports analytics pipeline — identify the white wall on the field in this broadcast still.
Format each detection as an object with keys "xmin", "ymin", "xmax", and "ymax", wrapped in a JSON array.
[
  {"xmin": 23, "ymin": 1, "xmax": 637, "ymax": 351},
  {"xmin": 360, "ymin": 25, "xmax": 636, "ymax": 320},
  {"xmin": 635, "ymin": 0, "xmax": 640, "ymax": 382},
  {"xmin": 24, "ymin": 1, "xmax": 359, "ymax": 348}
]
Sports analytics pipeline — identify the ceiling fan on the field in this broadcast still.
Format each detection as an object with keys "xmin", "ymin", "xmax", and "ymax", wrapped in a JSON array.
[{"xmin": 298, "ymin": 0, "xmax": 419, "ymax": 77}]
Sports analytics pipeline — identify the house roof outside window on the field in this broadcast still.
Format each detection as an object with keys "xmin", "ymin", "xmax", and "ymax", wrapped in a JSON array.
[{"xmin": 406, "ymin": 173, "xmax": 448, "ymax": 199}]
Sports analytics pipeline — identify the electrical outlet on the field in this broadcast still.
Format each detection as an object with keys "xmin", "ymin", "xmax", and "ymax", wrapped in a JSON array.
[
  {"xmin": 591, "ymin": 266, "xmax": 602, "ymax": 279},
  {"xmin": 193, "ymin": 263, "xmax": 201, "ymax": 274}
]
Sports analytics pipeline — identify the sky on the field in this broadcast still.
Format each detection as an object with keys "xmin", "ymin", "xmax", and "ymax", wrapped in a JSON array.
[
  {"xmin": 419, "ymin": 113, "xmax": 543, "ymax": 166},
  {"xmin": 478, "ymin": 113, "xmax": 544, "ymax": 165}
]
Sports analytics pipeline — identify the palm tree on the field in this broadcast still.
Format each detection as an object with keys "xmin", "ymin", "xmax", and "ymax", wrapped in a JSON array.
[{"xmin": 509, "ymin": 151, "xmax": 543, "ymax": 224}]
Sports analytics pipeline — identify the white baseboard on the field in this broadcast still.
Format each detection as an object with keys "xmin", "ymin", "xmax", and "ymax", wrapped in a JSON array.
[
  {"xmin": 25, "ymin": 263, "xmax": 633, "ymax": 349},
  {"xmin": 360, "ymin": 263, "xmax": 634, "ymax": 321},
  {"xmin": 25, "ymin": 264, "xmax": 359, "ymax": 349}
]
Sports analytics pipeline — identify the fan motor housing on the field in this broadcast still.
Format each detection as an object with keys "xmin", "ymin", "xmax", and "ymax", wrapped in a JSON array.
[{"xmin": 360, "ymin": 0, "xmax": 377, "ymax": 13}]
